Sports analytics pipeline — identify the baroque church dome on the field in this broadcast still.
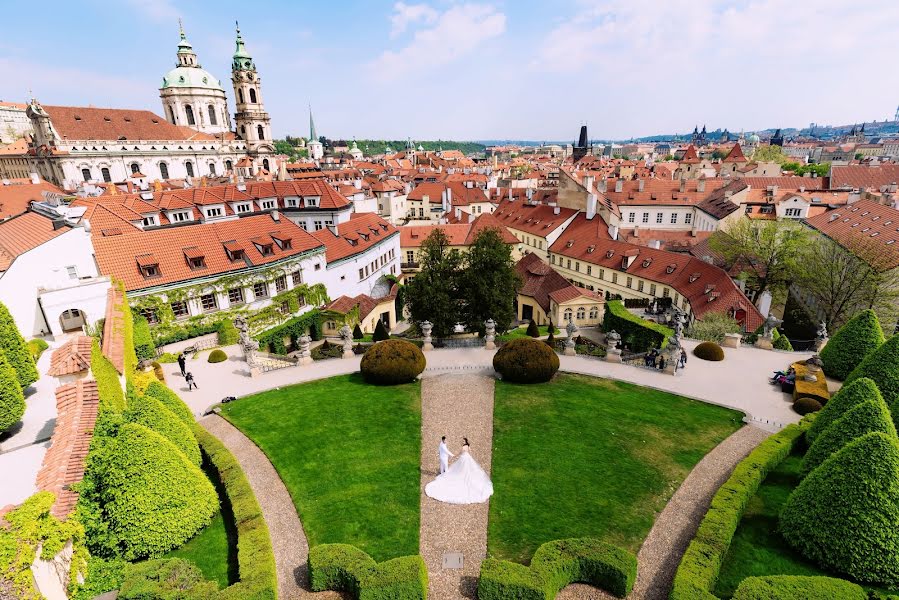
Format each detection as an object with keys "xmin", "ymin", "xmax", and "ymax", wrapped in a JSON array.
[{"xmin": 161, "ymin": 66, "xmax": 224, "ymax": 91}]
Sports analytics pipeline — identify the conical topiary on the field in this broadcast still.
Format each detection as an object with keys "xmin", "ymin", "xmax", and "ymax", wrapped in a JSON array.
[
  {"xmin": 821, "ymin": 310, "xmax": 885, "ymax": 380},
  {"xmin": 801, "ymin": 399, "xmax": 897, "ymax": 476},
  {"xmin": 372, "ymin": 319, "xmax": 389, "ymax": 342},
  {"xmin": 526, "ymin": 319, "xmax": 540, "ymax": 337},
  {"xmin": 780, "ymin": 432, "xmax": 899, "ymax": 585},
  {"xmin": 125, "ymin": 396, "xmax": 201, "ymax": 465},
  {"xmin": 547, "ymin": 320, "xmax": 557, "ymax": 335},
  {"xmin": 845, "ymin": 334, "xmax": 899, "ymax": 405},
  {"xmin": 0, "ymin": 301, "xmax": 38, "ymax": 388},
  {"xmin": 353, "ymin": 323, "xmax": 364, "ymax": 340},
  {"xmin": 0, "ymin": 352, "xmax": 26, "ymax": 433},
  {"xmin": 806, "ymin": 377, "xmax": 883, "ymax": 444}
]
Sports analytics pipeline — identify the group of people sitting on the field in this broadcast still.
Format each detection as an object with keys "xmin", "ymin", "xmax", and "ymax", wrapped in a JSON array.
[
  {"xmin": 771, "ymin": 366, "xmax": 797, "ymax": 386},
  {"xmin": 644, "ymin": 348, "xmax": 688, "ymax": 371}
]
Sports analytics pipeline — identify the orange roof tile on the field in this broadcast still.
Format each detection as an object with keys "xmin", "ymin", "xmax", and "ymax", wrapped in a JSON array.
[
  {"xmin": 804, "ymin": 200, "xmax": 899, "ymax": 270},
  {"xmin": 309, "ymin": 213, "xmax": 398, "ymax": 263},
  {"xmin": 0, "ymin": 212, "xmax": 68, "ymax": 272},
  {"xmin": 43, "ymin": 105, "xmax": 208, "ymax": 141},
  {"xmin": 47, "ymin": 336, "xmax": 93, "ymax": 377}
]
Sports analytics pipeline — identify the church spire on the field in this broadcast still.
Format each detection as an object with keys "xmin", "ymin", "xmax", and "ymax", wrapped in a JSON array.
[
  {"xmin": 176, "ymin": 19, "xmax": 198, "ymax": 67},
  {"xmin": 232, "ymin": 21, "xmax": 254, "ymax": 70},
  {"xmin": 309, "ymin": 105, "xmax": 318, "ymax": 142}
]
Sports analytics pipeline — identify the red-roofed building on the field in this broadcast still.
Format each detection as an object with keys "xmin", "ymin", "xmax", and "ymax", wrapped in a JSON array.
[
  {"xmin": 323, "ymin": 284, "xmax": 398, "ymax": 335},
  {"xmin": 515, "ymin": 253, "xmax": 604, "ymax": 327}
]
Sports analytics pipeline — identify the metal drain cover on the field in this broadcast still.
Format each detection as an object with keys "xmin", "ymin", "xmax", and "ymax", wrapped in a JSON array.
[{"xmin": 442, "ymin": 552, "xmax": 463, "ymax": 569}]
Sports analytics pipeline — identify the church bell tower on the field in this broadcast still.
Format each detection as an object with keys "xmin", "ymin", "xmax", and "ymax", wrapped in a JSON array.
[{"xmin": 231, "ymin": 23, "xmax": 274, "ymax": 164}]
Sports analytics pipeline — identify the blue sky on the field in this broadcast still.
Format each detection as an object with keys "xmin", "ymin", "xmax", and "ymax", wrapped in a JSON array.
[{"xmin": 2, "ymin": 0, "xmax": 898, "ymax": 140}]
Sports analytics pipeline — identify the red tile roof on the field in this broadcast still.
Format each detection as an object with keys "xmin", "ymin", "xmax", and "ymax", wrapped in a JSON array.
[
  {"xmin": 35, "ymin": 379, "xmax": 99, "ymax": 519},
  {"xmin": 0, "ymin": 180, "xmax": 64, "ymax": 220},
  {"xmin": 515, "ymin": 253, "xmax": 602, "ymax": 313},
  {"xmin": 551, "ymin": 214, "xmax": 764, "ymax": 329},
  {"xmin": 47, "ymin": 336, "xmax": 93, "ymax": 377},
  {"xmin": 680, "ymin": 145, "xmax": 700, "ymax": 163},
  {"xmin": 492, "ymin": 199, "xmax": 579, "ymax": 238},
  {"xmin": 722, "ymin": 143, "xmax": 747, "ymax": 163},
  {"xmin": 43, "ymin": 105, "xmax": 214, "ymax": 141},
  {"xmin": 326, "ymin": 285, "xmax": 398, "ymax": 319},
  {"xmin": 0, "ymin": 212, "xmax": 68, "ymax": 272},
  {"xmin": 309, "ymin": 212, "xmax": 398, "ymax": 263},
  {"xmin": 407, "ymin": 182, "xmax": 448, "ymax": 204},
  {"xmin": 803, "ymin": 200, "xmax": 899, "ymax": 271},
  {"xmin": 830, "ymin": 165, "xmax": 899, "ymax": 190}
]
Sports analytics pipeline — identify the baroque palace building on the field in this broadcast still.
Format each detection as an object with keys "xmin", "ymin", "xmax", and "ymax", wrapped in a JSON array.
[{"xmin": 23, "ymin": 23, "xmax": 273, "ymax": 191}]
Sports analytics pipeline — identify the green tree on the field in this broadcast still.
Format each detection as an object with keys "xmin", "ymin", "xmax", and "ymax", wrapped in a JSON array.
[
  {"xmin": 710, "ymin": 219, "xmax": 808, "ymax": 304},
  {"xmin": 404, "ymin": 229, "xmax": 463, "ymax": 337},
  {"xmin": 458, "ymin": 228, "xmax": 522, "ymax": 334},
  {"xmin": 752, "ymin": 144, "xmax": 787, "ymax": 164},
  {"xmin": 526, "ymin": 319, "xmax": 540, "ymax": 337},
  {"xmin": 0, "ymin": 352, "xmax": 26, "ymax": 433},
  {"xmin": 0, "ymin": 301, "xmax": 38, "ymax": 388}
]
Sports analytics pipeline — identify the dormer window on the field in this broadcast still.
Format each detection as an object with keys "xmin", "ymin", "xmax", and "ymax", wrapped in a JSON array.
[
  {"xmin": 642, "ymin": 259, "xmax": 653, "ymax": 268},
  {"xmin": 704, "ymin": 284, "xmax": 716, "ymax": 294},
  {"xmin": 206, "ymin": 207, "xmax": 223, "ymax": 218},
  {"xmin": 272, "ymin": 234, "xmax": 292, "ymax": 250},
  {"xmin": 223, "ymin": 240, "xmax": 245, "ymax": 261},
  {"xmin": 346, "ymin": 238, "xmax": 358, "ymax": 246},
  {"xmin": 689, "ymin": 272, "xmax": 701, "ymax": 283},
  {"xmin": 142, "ymin": 215, "xmax": 157, "ymax": 227},
  {"xmin": 136, "ymin": 254, "xmax": 160, "ymax": 279},
  {"xmin": 258, "ymin": 244, "xmax": 274, "ymax": 256},
  {"xmin": 360, "ymin": 233, "xmax": 369, "ymax": 241},
  {"xmin": 235, "ymin": 203, "xmax": 252, "ymax": 214},
  {"xmin": 666, "ymin": 263, "xmax": 677, "ymax": 274},
  {"xmin": 566, "ymin": 240, "xmax": 574, "ymax": 248},
  {"xmin": 304, "ymin": 196, "xmax": 320, "ymax": 207},
  {"xmin": 184, "ymin": 247, "xmax": 206, "ymax": 270},
  {"xmin": 170, "ymin": 210, "xmax": 191, "ymax": 223},
  {"xmin": 587, "ymin": 245, "xmax": 595, "ymax": 253},
  {"xmin": 260, "ymin": 199, "xmax": 276, "ymax": 210},
  {"xmin": 605, "ymin": 250, "xmax": 615, "ymax": 258}
]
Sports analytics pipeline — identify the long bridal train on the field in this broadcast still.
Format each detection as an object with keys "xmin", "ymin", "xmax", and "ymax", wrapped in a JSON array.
[{"xmin": 425, "ymin": 445, "xmax": 493, "ymax": 504}]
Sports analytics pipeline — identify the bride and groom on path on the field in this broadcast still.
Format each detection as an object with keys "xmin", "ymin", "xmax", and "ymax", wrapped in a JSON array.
[{"xmin": 425, "ymin": 436, "xmax": 493, "ymax": 504}]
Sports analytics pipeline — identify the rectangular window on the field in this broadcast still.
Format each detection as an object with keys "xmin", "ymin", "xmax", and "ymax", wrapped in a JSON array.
[
  {"xmin": 599, "ymin": 268, "xmax": 604, "ymax": 280},
  {"xmin": 200, "ymin": 293, "xmax": 218, "ymax": 312},
  {"xmin": 228, "ymin": 288, "xmax": 244, "ymax": 305},
  {"xmin": 551, "ymin": 255, "xmax": 556, "ymax": 264},
  {"xmin": 171, "ymin": 211, "xmax": 189, "ymax": 222},
  {"xmin": 314, "ymin": 263, "xmax": 321, "ymax": 271},
  {"xmin": 142, "ymin": 216, "xmax": 156, "ymax": 227},
  {"xmin": 171, "ymin": 301, "xmax": 189, "ymax": 319},
  {"xmin": 649, "ymin": 283, "xmax": 657, "ymax": 295},
  {"xmin": 261, "ymin": 200, "xmax": 276, "ymax": 210},
  {"xmin": 314, "ymin": 220, "xmax": 323, "ymax": 231},
  {"xmin": 685, "ymin": 213, "xmax": 692, "ymax": 224},
  {"xmin": 642, "ymin": 212, "xmax": 649, "ymax": 223},
  {"xmin": 626, "ymin": 276, "xmax": 632, "ymax": 288},
  {"xmin": 418, "ymin": 208, "xmax": 424, "ymax": 217},
  {"xmin": 274, "ymin": 275, "xmax": 287, "ymax": 293},
  {"xmin": 291, "ymin": 270, "xmax": 302, "ymax": 286},
  {"xmin": 142, "ymin": 265, "xmax": 159, "ymax": 278},
  {"xmin": 671, "ymin": 213, "xmax": 678, "ymax": 224},
  {"xmin": 206, "ymin": 207, "xmax": 222, "ymax": 218},
  {"xmin": 656, "ymin": 212, "xmax": 663, "ymax": 224},
  {"xmin": 586, "ymin": 265, "xmax": 592, "ymax": 276},
  {"xmin": 663, "ymin": 287, "xmax": 670, "ymax": 298},
  {"xmin": 140, "ymin": 308, "xmax": 158, "ymax": 325},
  {"xmin": 575, "ymin": 262, "xmax": 580, "ymax": 272},
  {"xmin": 612, "ymin": 273, "xmax": 618, "ymax": 284},
  {"xmin": 567, "ymin": 259, "xmax": 571, "ymax": 269},
  {"xmin": 628, "ymin": 212, "xmax": 635, "ymax": 223},
  {"xmin": 637, "ymin": 280, "xmax": 644, "ymax": 292},
  {"xmin": 359, "ymin": 268, "xmax": 364, "ymax": 280},
  {"xmin": 253, "ymin": 282, "xmax": 268, "ymax": 299},
  {"xmin": 66, "ymin": 266, "xmax": 78, "ymax": 279},
  {"xmin": 236, "ymin": 203, "xmax": 251, "ymax": 213}
]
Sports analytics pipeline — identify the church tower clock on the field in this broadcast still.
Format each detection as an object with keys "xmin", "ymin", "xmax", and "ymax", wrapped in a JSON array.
[{"xmin": 231, "ymin": 23, "xmax": 274, "ymax": 167}]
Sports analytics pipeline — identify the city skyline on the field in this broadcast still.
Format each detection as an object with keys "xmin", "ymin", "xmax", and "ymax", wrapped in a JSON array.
[{"xmin": 3, "ymin": 0, "xmax": 899, "ymax": 140}]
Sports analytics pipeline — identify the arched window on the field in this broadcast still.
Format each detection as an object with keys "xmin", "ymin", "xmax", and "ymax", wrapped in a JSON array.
[
  {"xmin": 159, "ymin": 162, "xmax": 169, "ymax": 179},
  {"xmin": 167, "ymin": 105, "xmax": 175, "ymax": 124},
  {"xmin": 240, "ymin": 125, "xmax": 246, "ymax": 138},
  {"xmin": 257, "ymin": 125, "xmax": 264, "ymax": 140},
  {"xmin": 101, "ymin": 168, "xmax": 111, "ymax": 182},
  {"xmin": 563, "ymin": 308, "xmax": 572, "ymax": 322},
  {"xmin": 81, "ymin": 168, "xmax": 91, "ymax": 182},
  {"xmin": 130, "ymin": 162, "xmax": 140, "ymax": 174},
  {"xmin": 185, "ymin": 104, "xmax": 195, "ymax": 126},
  {"xmin": 208, "ymin": 104, "xmax": 217, "ymax": 126},
  {"xmin": 577, "ymin": 307, "xmax": 586, "ymax": 320},
  {"xmin": 238, "ymin": 89, "xmax": 244, "ymax": 104},
  {"xmin": 263, "ymin": 159, "xmax": 270, "ymax": 171},
  {"xmin": 185, "ymin": 161, "xmax": 194, "ymax": 177},
  {"xmin": 208, "ymin": 163, "xmax": 216, "ymax": 176},
  {"xmin": 225, "ymin": 160, "xmax": 233, "ymax": 171},
  {"xmin": 249, "ymin": 88, "xmax": 257, "ymax": 103},
  {"xmin": 589, "ymin": 306, "xmax": 598, "ymax": 319}
]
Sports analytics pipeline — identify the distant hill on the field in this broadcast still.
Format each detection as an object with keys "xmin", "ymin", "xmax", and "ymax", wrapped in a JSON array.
[{"xmin": 350, "ymin": 140, "xmax": 486, "ymax": 156}]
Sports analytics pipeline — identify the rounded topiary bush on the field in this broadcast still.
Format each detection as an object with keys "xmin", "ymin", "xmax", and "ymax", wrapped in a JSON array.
[
  {"xmin": 806, "ymin": 377, "xmax": 882, "ymax": 444},
  {"xmin": 780, "ymin": 432, "xmax": 899, "ymax": 585},
  {"xmin": 493, "ymin": 338, "xmax": 560, "ymax": 383},
  {"xmin": 125, "ymin": 396, "xmax": 201, "ymax": 465},
  {"xmin": 360, "ymin": 339, "xmax": 426, "ymax": 384},
  {"xmin": 845, "ymin": 334, "xmax": 899, "ymax": 406},
  {"xmin": 793, "ymin": 397, "xmax": 822, "ymax": 416},
  {"xmin": 526, "ymin": 320, "xmax": 540, "ymax": 337},
  {"xmin": 693, "ymin": 341, "xmax": 724, "ymax": 361},
  {"xmin": 0, "ymin": 353, "xmax": 26, "ymax": 433},
  {"xmin": 820, "ymin": 310, "xmax": 885, "ymax": 380},
  {"xmin": 731, "ymin": 575, "xmax": 867, "ymax": 600},
  {"xmin": 207, "ymin": 349, "xmax": 227, "ymax": 363},
  {"xmin": 143, "ymin": 381, "xmax": 195, "ymax": 426}
]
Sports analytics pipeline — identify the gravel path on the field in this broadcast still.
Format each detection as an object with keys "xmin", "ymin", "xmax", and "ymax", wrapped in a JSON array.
[
  {"xmin": 556, "ymin": 425, "xmax": 770, "ymax": 600},
  {"xmin": 199, "ymin": 415, "xmax": 344, "ymax": 600},
  {"xmin": 419, "ymin": 373, "xmax": 495, "ymax": 600}
]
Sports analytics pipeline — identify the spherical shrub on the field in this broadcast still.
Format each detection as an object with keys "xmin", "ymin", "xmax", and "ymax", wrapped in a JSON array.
[
  {"xmin": 780, "ymin": 432, "xmax": 899, "ymax": 585},
  {"xmin": 793, "ymin": 397, "xmax": 822, "ymax": 416},
  {"xmin": 207, "ymin": 349, "xmax": 227, "ymax": 363},
  {"xmin": 821, "ymin": 310, "xmax": 885, "ymax": 380},
  {"xmin": 493, "ymin": 338, "xmax": 560, "ymax": 383},
  {"xmin": 693, "ymin": 341, "xmax": 724, "ymax": 361},
  {"xmin": 360, "ymin": 339, "xmax": 426, "ymax": 384}
]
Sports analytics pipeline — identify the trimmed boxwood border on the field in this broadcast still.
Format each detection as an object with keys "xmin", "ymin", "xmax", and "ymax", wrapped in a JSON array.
[
  {"xmin": 478, "ymin": 538, "xmax": 637, "ymax": 599},
  {"xmin": 309, "ymin": 543, "xmax": 427, "ymax": 600},
  {"xmin": 603, "ymin": 300, "xmax": 673, "ymax": 353},
  {"xmin": 669, "ymin": 417, "xmax": 815, "ymax": 600},
  {"xmin": 193, "ymin": 423, "xmax": 278, "ymax": 599}
]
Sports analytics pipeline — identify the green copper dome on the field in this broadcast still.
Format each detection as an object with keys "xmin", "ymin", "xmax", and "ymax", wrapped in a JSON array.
[
  {"xmin": 161, "ymin": 66, "xmax": 225, "ymax": 91},
  {"xmin": 232, "ymin": 22, "xmax": 255, "ymax": 71}
]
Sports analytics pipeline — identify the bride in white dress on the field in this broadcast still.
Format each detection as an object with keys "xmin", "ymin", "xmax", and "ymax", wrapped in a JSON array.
[{"xmin": 425, "ymin": 438, "xmax": 494, "ymax": 504}]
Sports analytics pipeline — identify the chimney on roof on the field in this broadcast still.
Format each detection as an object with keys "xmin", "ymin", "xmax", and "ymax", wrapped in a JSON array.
[
  {"xmin": 889, "ymin": 182, "xmax": 898, "ymax": 193},
  {"xmin": 633, "ymin": 225, "xmax": 639, "ymax": 238},
  {"xmin": 649, "ymin": 240, "xmax": 661, "ymax": 249},
  {"xmin": 582, "ymin": 174, "xmax": 595, "ymax": 192},
  {"xmin": 598, "ymin": 179, "xmax": 607, "ymax": 193},
  {"xmin": 697, "ymin": 178, "xmax": 705, "ymax": 192},
  {"xmin": 526, "ymin": 187, "xmax": 533, "ymax": 201},
  {"xmin": 271, "ymin": 210, "xmax": 280, "ymax": 222},
  {"xmin": 614, "ymin": 179, "xmax": 623, "ymax": 193},
  {"xmin": 508, "ymin": 187, "xmax": 513, "ymax": 201},
  {"xmin": 237, "ymin": 176, "xmax": 246, "ymax": 192},
  {"xmin": 29, "ymin": 172, "xmax": 39, "ymax": 185},
  {"xmin": 586, "ymin": 193, "xmax": 597, "ymax": 220},
  {"xmin": 553, "ymin": 205, "xmax": 560, "ymax": 215},
  {"xmin": 326, "ymin": 223, "xmax": 338, "ymax": 235},
  {"xmin": 637, "ymin": 179, "xmax": 644, "ymax": 192},
  {"xmin": 679, "ymin": 179, "xmax": 686, "ymax": 193},
  {"xmin": 608, "ymin": 223, "xmax": 619, "ymax": 239}
]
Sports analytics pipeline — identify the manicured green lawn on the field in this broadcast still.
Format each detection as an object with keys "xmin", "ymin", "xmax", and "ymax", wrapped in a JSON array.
[
  {"xmin": 220, "ymin": 374, "xmax": 421, "ymax": 561},
  {"xmin": 488, "ymin": 373, "xmax": 743, "ymax": 563},
  {"xmin": 714, "ymin": 450, "xmax": 899, "ymax": 598},
  {"xmin": 497, "ymin": 325, "xmax": 551, "ymax": 342}
]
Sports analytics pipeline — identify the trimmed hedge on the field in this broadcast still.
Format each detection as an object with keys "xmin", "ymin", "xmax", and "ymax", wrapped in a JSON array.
[
  {"xmin": 791, "ymin": 361, "xmax": 830, "ymax": 405},
  {"xmin": 477, "ymin": 538, "xmax": 637, "ymax": 600},
  {"xmin": 192, "ymin": 423, "xmax": 277, "ymax": 600},
  {"xmin": 215, "ymin": 319, "xmax": 239, "ymax": 346},
  {"xmin": 772, "ymin": 332, "xmax": 794, "ymax": 351},
  {"xmin": 144, "ymin": 380, "xmax": 195, "ymax": 426},
  {"xmin": 0, "ymin": 352, "xmax": 26, "ymax": 433},
  {"xmin": 255, "ymin": 310, "xmax": 321, "ymax": 355},
  {"xmin": 118, "ymin": 558, "xmax": 218, "ymax": 599},
  {"xmin": 132, "ymin": 312, "xmax": 155, "ymax": 362},
  {"xmin": 806, "ymin": 377, "xmax": 882, "ymax": 444},
  {"xmin": 845, "ymin": 333, "xmax": 899, "ymax": 405},
  {"xmin": 0, "ymin": 300, "xmax": 38, "ymax": 388},
  {"xmin": 309, "ymin": 543, "xmax": 427, "ymax": 600},
  {"xmin": 693, "ymin": 341, "xmax": 724, "ymax": 361},
  {"xmin": 526, "ymin": 319, "xmax": 540, "ymax": 337},
  {"xmin": 77, "ymin": 423, "xmax": 217, "ymax": 560},
  {"xmin": 125, "ymin": 395, "xmax": 202, "ymax": 466},
  {"xmin": 820, "ymin": 309, "xmax": 885, "ymax": 380},
  {"xmin": 91, "ymin": 337, "xmax": 126, "ymax": 413},
  {"xmin": 360, "ymin": 339, "xmax": 426, "ymax": 385},
  {"xmin": 26, "ymin": 338, "xmax": 49, "ymax": 361},
  {"xmin": 780, "ymin": 432, "xmax": 899, "ymax": 585},
  {"xmin": 493, "ymin": 337, "xmax": 560, "ymax": 383},
  {"xmin": 208, "ymin": 349, "xmax": 228, "ymax": 363},
  {"xmin": 669, "ymin": 416, "xmax": 815, "ymax": 600},
  {"xmin": 731, "ymin": 575, "xmax": 867, "ymax": 600},
  {"xmin": 603, "ymin": 300, "xmax": 672, "ymax": 352},
  {"xmin": 792, "ymin": 397, "xmax": 822, "ymax": 416},
  {"xmin": 801, "ymin": 398, "xmax": 897, "ymax": 476}
]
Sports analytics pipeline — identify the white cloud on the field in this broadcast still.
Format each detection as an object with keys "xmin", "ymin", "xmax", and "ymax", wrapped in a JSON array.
[
  {"xmin": 371, "ymin": 3, "xmax": 506, "ymax": 79},
  {"xmin": 390, "ymin": 2, "xmax": 439, "ymax": 38},
  {"xmin": 122, "ymin": 0, "xmax": 180, "ymax": 23}
]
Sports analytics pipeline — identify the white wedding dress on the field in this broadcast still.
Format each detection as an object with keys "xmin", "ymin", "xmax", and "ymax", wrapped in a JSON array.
[{"xmin": 425, "ymin": 445, "xmax": 494, "ymax": 504}]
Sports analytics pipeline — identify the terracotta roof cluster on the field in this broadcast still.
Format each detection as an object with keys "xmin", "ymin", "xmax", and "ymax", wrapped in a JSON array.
[
  {"xmin": 407, "ymin": 182, "xmax": 449, "ymax": 204},
  {"xmin": 400, "ymin": 213, "xmax": 518, "ymax": 248},
  {"xmin": 492, "ymin": 199, "xmax": 579, "ymax": 238},
  {"xmin": 600, "ymin": 178, "xmax": 741, "ymax": 207},
  {"xmin": 309, "ymin": 212, "xmax": 398, "ymax": 264},
  {"xmin": 35, "ymin": 379, "xmax": 99, "ymax": 519},
  {"xmin": 0, "ymin": 212, "xmax": 68, "ymax": 272},
  {"xmin": 804, "ymin": 199, "xmax": 899, "ymax": 270},
  {"xmin": 516, "ymin": 253, "xmax": 603, "ymax": 313},
  {"xmin": 830, "ymin": 165, "xmax": 899, "ymax": 190},
  {"xmin": 47, "ymin": 336, "xmax": 93, "ymax": 377},
  {"xmin": 42, "ymin": 105, "xmax": 215, "ymax": 142},
  {"xmin": 551, "ymin": 214, "xmax": 764, "ymax": 329},
  {"xmin": 326, "ymin": 284, "xmax": 398, "ymax": 319}
]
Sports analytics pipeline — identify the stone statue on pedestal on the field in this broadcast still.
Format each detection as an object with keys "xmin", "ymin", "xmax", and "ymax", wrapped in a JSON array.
[
  {"xmin": 564, "ymin": 318, "xmax": 578, "ymax": 356},
  {"xmin": 297, "ymin": 333, "xmax": 312, "ymax": 365},
  {"xmin": 604, "ymin": 329, "xmax": 622, "ymax": 363},
  {"xmin": 339, "ymin": 324, "xmax": 354, "ymax": 358},
  {"xmin": 484, "ymin": 319, "xmax": 496, "ymax": 350},
  {"xmin": 234, "ymin": 315, "xmax": 259, "ymax": 368},
  {"xmin": 755, "ymin": 313, "xmax": 783, "ymax": 350},
  {"xmin": 815, "ymin": 321, "xmax": 829, "ymax": 351},
  {"xmin": 421, "ymin": 320, "xmax": 433, "ymax": 351}
]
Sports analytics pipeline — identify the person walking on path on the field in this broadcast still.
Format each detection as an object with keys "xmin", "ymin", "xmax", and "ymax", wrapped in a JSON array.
[
  {"xmin": 185, "ymin": 371, "xmax": 198, "ymax": 391},
  {"xmin": 177, "ymin": 352, "xmax": 187, "ymax": 377},
  {"xmin": 680, "ymin": 348, "xmax": 687, "ymax": 369}
]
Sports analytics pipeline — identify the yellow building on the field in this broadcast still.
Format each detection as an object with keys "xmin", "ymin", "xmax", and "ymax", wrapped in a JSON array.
[{"xmin": 515, "ymin": 253, "xmax": 604, "ymax": 328}]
